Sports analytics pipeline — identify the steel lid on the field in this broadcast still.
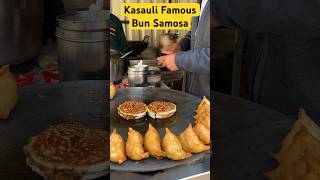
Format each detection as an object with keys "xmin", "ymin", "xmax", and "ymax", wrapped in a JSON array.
[{"xmin": 57, "ymin": 10, "xmax": 109, "ymax": 31}]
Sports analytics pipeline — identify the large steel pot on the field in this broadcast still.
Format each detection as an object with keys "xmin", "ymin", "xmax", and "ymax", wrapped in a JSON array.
[
  {"xmin": 0, "ymin": 0, "xmax": 43, "ymax": 65},
  {"xmin": 110, "ymin": 49, "xmax": 123, "ymax": 83},
  {"xmin": 56, "ymin": 10, "xmax": 108, "ymax": 81}
]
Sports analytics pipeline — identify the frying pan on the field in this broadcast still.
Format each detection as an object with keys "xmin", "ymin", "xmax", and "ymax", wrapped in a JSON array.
[{"xmin": 110, "ymin": 87, "xmax": 211, "ymax": 172}]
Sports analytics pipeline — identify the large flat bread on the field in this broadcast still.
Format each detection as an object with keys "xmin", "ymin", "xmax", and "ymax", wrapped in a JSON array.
[
  {"xmin": 147, "ymin": 101, "xmax": 176, "ymax": 119},
  {"xmin": 117, "ymin": 101, "xmax": 147, "ymax": 120},
  {"xmin": 26, "ymin": 123, "xmax": 108, "ymax": 174},
  {"xmin": 26, "ymin": 155, "xmax": 109, "ymax": 180}
]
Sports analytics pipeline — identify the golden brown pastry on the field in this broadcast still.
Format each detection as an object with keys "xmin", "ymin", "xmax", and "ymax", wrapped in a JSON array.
[
  {"xmin": 162, "ymin": 128, "xmax": 191, "ymax": 160},
  {"xmin": 196, "ymin": 110, "xmax": 210, "ymax": 130},
  {"xmin": 0, "ymin": 65, "xmax": 18, "ymax": 119},
  {"xmin": 266, "ymin": 150, "xmax": 320, "ymax": 180},
  {"xmin": 110, "ymin": 82, "xmax": 116, "ymax": 100},
  {"xmin": 110, "ymin": 129, "xmax": 127, "ymax": 164},
  {"xmin": 278, "ymin": 126, "xmax": 320, "ymax": 165},
  {"xmin": 273, "ymin": 109, "xmax": 320, "ymax": 162},
  {"xmin": 179, "ymin": 124, "xmax": 210, "ymax": 153},
  {"xmin": 126, "ymin": 127, "xmax": 149, "ymax": 160},
  {"xmin": 194, "ymin": 97, "xmax": 210, "ymax": 119},
  {"xmin": 193, "ymin": 121, "xmax": 211, "ymax": 145},
  {"xmin": 144, "ymin": 123, "xmax": 166, "ymax": 159}
]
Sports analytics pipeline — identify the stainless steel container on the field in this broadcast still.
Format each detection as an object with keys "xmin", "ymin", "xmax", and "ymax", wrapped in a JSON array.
[
  {"xmin": 110, "ymin": 49, "xmax": 123, "ymax": 83},
  {"xmin": 56, "ymin": 10, "xmax": 108, "ymax": 81},
  {"xmin": 0, "ymin": 0, "xmax": 43, "ymax": 65},
  {"xmin": 128, "ymin": 64, "xmax": 149, "ymax": 87}
]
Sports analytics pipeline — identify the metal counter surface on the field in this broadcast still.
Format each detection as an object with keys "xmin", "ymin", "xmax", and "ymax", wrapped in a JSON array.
[{"xmin": 110, "ymin": 153, "xmax": 210, "ymax": 180}]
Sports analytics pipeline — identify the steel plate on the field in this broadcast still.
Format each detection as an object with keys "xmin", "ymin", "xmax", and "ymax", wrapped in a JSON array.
[
  {"xmin": 0, "ymin": 81, "xmax": 108, "ymax": 179},
  {"xmin": 110, "ymin": 87, "xmax": 211, "ymax": 172}
]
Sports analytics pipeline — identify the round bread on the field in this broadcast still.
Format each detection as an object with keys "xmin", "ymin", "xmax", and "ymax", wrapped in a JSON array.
[
  {"xmin": 25, "ymin": 123, "xmax": 108, "ymax": 175},
  {"xmin": 117, "ymin": 101, "xmax": 147, "ymax": 120},
  {"xmin": 147, "ymin": 101, "xmax": 176, "ymax": 119}
]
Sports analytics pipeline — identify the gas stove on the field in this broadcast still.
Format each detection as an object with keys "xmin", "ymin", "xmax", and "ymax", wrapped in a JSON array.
[{"xmin": 127, "ymin": 50, "xmax": 186, "ymax": 91}]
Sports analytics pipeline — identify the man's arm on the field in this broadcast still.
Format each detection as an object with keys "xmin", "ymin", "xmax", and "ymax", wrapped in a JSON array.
[
  {"xmin": 213, "ymin": 0, "xmax": 320, "ymax": 37},
  {"xmin": 175, "ymin": 48, "xmax": 210, "ymax": 74},
  {"xmin": 178, "ymin": 31, "xmax": 192, "ymax": 51}
]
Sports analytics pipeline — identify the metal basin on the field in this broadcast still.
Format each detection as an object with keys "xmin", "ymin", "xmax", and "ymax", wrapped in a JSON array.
[
  {"xmin": 56, "ymin": 10, "xmax": 108, "ymax": 81},
  {"xmin": 0, "ymin": 0, "xmax": 43, "ymax": 65}
]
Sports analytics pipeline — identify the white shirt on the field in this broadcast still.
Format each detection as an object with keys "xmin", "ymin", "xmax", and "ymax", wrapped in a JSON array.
[
  {"xmin": 200, "ymin": 0, "xmax": 209, "ymax": 19},
  {"xmin": 195, "ymin": 0, "xmax": 208, "ymax": 36}
]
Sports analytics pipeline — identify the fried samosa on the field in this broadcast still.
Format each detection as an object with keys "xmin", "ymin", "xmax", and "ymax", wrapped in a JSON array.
[
  {"xmin": 266, "ymin": 150, "xmax": 320, "ymax": 180},
  {"xmin": 110, "ymin": 129, "xmax": 127, "ymax": 164},
  {"xmin": 110, "ymin": 81, "xmax": 116, "ymax": 100},
  {"xmin": 273, "ymin": 109, "xmax": 320, "ymax": 162},
  {"xmin": 162, "ymin": 128, "xmax": 191, "ymax": 160},
  {"xmin": 196, "ymin": 110, "xmax": 210, "ymax": 130},
  {"xmin": 126, "ymin": 127, "xmax": 149, "ymax": 160},
  {"xmin": 193, "ymin": 121, "xmax": 211, "ymax": 144},
  {"xmin": 144, "ymin": 123, "xmax": 166, "ymax": 159},
  {"xmin": 194, "ymin": 97, "xmax": 210, "ymax": 120},
  {"xmin": 0, "ymin": 65, "xmax": 18, "ymax": 119},
  {"xmin": 179, "ymin": 124, "xmax": 210, "ymax": 153},
  {"xmin": 278, "ymin": 126, "xmax": 320, "ymax": 165}
]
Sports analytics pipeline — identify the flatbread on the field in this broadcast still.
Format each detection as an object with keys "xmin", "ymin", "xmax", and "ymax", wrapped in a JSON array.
[
  {"xmin": 147, "ymin": 101, "xmax": 176, "ymax": 119},
  {"xmin": 117, "ymin": 101, "xmax": 147, "ymax": 120},
  {"xmin": 25, "ymin": 123, "xmax": 108, "ymax": 179}
]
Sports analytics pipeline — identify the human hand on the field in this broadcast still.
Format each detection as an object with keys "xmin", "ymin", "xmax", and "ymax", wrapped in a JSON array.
[
  {"xmin": 161, "ymin": 43, "xmax": 182, "ymax": 55},
  {"xmin": 157, "ymin": 54, "xmax": 178, "ymax": 71}
]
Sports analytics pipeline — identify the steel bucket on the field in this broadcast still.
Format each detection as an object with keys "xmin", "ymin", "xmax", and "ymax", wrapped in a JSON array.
[{"xmin": 56, "ymin": 10, "xmax": 108, "ymax": 81}]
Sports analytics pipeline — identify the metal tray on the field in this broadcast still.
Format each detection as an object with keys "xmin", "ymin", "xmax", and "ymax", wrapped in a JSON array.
[{"xmin": 110, "ymin": 87, "xmax": 211, "ymax": 172}]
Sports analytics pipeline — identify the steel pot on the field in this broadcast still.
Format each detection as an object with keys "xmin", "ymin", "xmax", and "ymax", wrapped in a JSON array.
[
  {"xmin": 127, "ymin": 64, "xmax": 149, "ymax": 87},
  {"xmin": 56, "ymin": 10, "xmax": 108, "ymax": 81},
  {"xmin": 110, "ymin": 49, "xmax": 124, "ymax": 83},
  {"xmin": 0, "ymin": 0, "xmax": 43, "ymax": 65}
]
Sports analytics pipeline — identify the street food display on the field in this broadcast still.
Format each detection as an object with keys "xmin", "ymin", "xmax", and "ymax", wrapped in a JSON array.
[
  {"xmin": 110, "ymin": 129, "xmax": 127, "ymax": 164},
  {"xmin": 117, "ymin": 101, "xmax": 148, "ymax": 120},
  {"xmin": 110, "ymin": 81, "xmax": 116, "ymax": 99},
  {"xmin": 147, "ymin": 101, "xmax": 177, "ymax": 119},
  {"xmin": 266, "ymin": 109, "xmax": 320, "ymax": 179},
  {"xmin": 110, "ymin": 88, "xmax": 211, "ymax": 172},
  {"xmin": 0, "ymin": 65, "xmax": 18, "ymax": 119},
  {"xmin": 24, "ymin": 123, "xmax": 108, "ymax": 180},
  {"xmin": 110, "ymin": 96, "xmax": 211, "ymax": 164}
]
